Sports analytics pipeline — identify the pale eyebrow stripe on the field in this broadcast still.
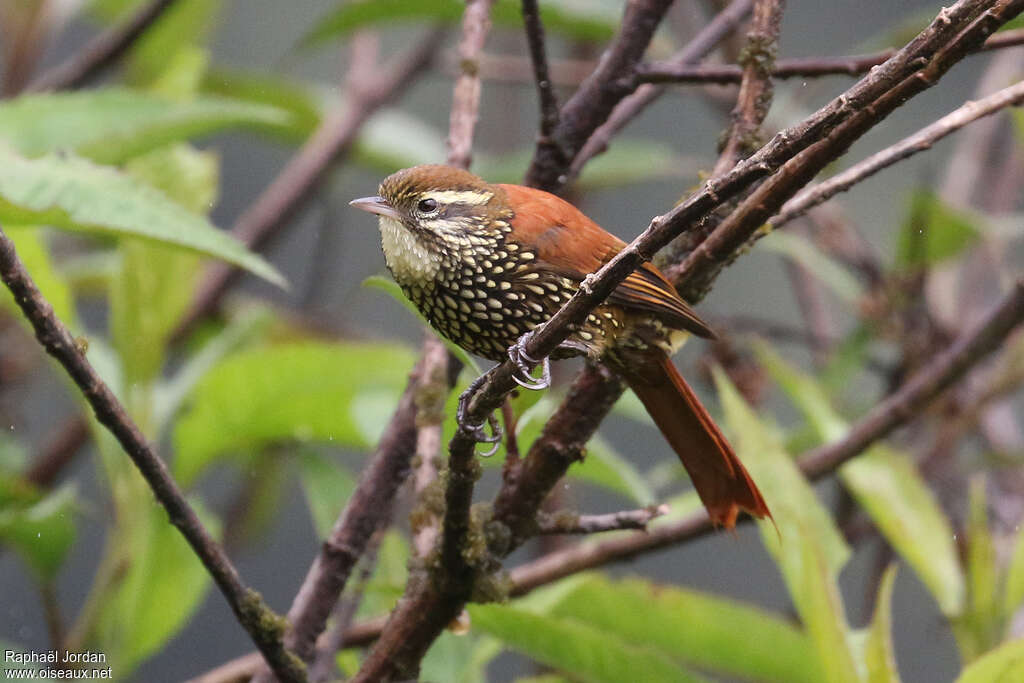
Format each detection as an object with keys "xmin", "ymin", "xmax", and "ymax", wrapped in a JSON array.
[{"xmin": 422, "ymin": 190, "xmax": 493, "ymax": 205}]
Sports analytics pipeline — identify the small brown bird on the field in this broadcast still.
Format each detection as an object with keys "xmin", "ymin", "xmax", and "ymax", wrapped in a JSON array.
[{"xmin": 351, "ymin": 164, "xmax": 769, "ymax": 528}]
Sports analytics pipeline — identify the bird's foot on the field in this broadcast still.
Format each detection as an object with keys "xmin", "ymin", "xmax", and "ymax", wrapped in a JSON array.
[
  {"xmin": 456, "ymin": 374, "xmax": 503, "ymax": 457},
  {"xmin": 508, "ymin": 332, "xmax": 551, "ymax": 391}
]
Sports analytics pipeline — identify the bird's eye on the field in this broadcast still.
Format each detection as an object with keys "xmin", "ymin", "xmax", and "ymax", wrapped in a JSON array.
[{"xmin": 417, "ymin": 198, "xmax": 439, "ymax": 213}]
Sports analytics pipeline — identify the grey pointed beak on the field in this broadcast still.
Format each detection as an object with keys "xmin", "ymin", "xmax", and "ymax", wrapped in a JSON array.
[{"xmin": 350, "ymin": 195, "xmax": 400, "ymax": 220}]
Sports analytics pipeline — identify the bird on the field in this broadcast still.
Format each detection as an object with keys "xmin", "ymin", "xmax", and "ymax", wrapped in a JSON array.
[{"xmin": 351, "ymin": 164, "xmax": 769, "ymax": 528}]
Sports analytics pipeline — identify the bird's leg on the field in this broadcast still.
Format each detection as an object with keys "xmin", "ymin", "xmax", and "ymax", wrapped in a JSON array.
[
  {"xmin": 508, "ymin": 331, "xmax": 551, "ymax": 390},
  {"xmin": 456, "ymin": 372, "xmax": 503, "ymax": 457},
  {"xmin": 508, "ymin": 331, "xmax": 590, "ymax": 391}
]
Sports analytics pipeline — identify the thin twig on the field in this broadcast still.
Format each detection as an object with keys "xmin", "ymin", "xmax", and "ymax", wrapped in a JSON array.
[
  {"xmin": 446, "ymin": 0, "xmax": 495, "ymax": 169},
  {"xmin": 568, "ymin": 0, "xmax": 754, "ymax": 184},
  {"xmin": 172, "ymin": 29, "xmax": 442, "ymax": 341},
  {"xmin": 25, "ymin": 414, "xmax": 89, "ymax": 486},
  {"xmin": 0, "ymin": 225, "xmax": 305, "ymax": 682},
  {"xmin": 775, "ymin": 78, "xmax": 1024, "ymax": 226},
  {"xmin": 26, "ymin": 0, "xmax": 180, "ymax": 93},
  {"xmin": 636, "ymin": 27, "xmax": 1024, "ymax": 84},
  {"xmin": 521, "ymin": 0, "xmax": 560, "ymax": 138},
  {"xmin": 525, "ymin": 0, "xmax": 676, "ymax": 191},
  {"xmin": 536, "ymin": 504, "xmax": 669, "ymax": 534},
  {"xmin": 668, "ymin": 0, "xmax": 1022, "ymax": 298},
  {"xmin": 713, "ymin": 0, "xmax": 786, "ymax": 175},
  {"xmin": 308, "ymin": 529, "xmax": 386, "ymax": 683}
]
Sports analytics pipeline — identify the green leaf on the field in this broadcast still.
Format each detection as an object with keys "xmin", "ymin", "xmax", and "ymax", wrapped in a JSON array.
[
  {"xmin": 759, "ymin": 231, "xmax": 864, "ymax": 305},
  {"xmin": 111, "ymin": 145, "xmax": 218, "ymax": 388},
  {"xmin": 0, "ymin": 147, "xmax": 285, "ymax": 287},
  {"xmin": 713, "ymin": 367, "xmax": 850, "ymax": 573},
  {"xmin": 843, "ymin": 447, "xmax": 965, "ymax": 616},
  {"xmin": 714, "ymin": 369, "xmax": 858, "ymax": 683},
  {"xmin": 863, "ymin": 565, "xmax": 900, "ymax": 683},
  {"xmin": 0, "ymin": 88, "xmax": 289, "ymax": 165},
  {"xmin": 0, "ymin": 486, "xmax": 76, "ymax": 581},
  {"xmin": 897, "ymin": 191, "xmax": 981, "ymax": 267},
  {"xmin": 173, "ymin": 342, "xmax": 416, "ymax": 485},
  {"xmin": 94, "ymin": 498, "xmax": 218, "ymax": 674},
  {"xmin": 128, "ymin": 0, "xmax": 224, "ymax": 86},
  {"xmin": 756, "ymin": 343, "xmax": 966, "ymax": 617},
  {"xmin": 954, "ymin": 478, "xmax": 1002, "ymax": 662},
  {"xmin": 421, "ymin": 632, "xmax": 502, "ymax": 683},
  {"xmin": 201, "ymin": 68, "xmax": 322, "ymax": 142},
  {"xmin": 303, "ymin": 0, "xmax": 616, "ymax": 47},
  {"xmin": 1, "ymin": 227, "xmax": 76, "ymax": 326},
  {"xmin": 955, "ymin": 638, "xmax": 1024, "ymax": 683},
  {"xmin": 1003, "ymin": 521, "xmax": 1024, "ymax": 626},
  {"xmin": 547, "ymin": 574, "xmax": 821, "ymax": 683},
  {"xmin": 299, "ymin": 451, "xmax": 357, "ymax": 539},
  {"xmin": 468, "ymin": 603, "xmax": 704, "ymax": 683}
]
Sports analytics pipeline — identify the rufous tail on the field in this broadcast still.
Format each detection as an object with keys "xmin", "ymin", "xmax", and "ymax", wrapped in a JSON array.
[{"xmin": 621, "ymin": 352, "xmax": 770, "ymax": 528}]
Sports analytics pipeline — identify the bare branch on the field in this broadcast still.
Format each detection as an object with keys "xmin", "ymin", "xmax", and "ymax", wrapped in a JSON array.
[
  {"xmin": 26, "ymin": 0, "xmax": 181, "ymax": 93},
  {"xmin": 525, "ymin": 0, "xmax": 676, "ymax": 191},
  {"xmin": 713, "ymin": 0, "xmax": 786, "ymax": 175},
  {"xmin": 447, "ymin": 1, "xmax": 495, "ymax": 168},
  {"xmin": 668, "ymin": 0, "xmax": 1022, "ymax": 299},
  {"xmin": 521, "ymin": 0, "xmax": 559, "ymax": 138},
  {"xmin": 637, "ymin": 27, "xmax": 1024, "ymax": 84},
  {"xmin": 173, "ymin": 30, "xmax": 442, "ymax": 340},
  {"xmin": 0, "ymin": 225, "xmax": 305, "ymax": 682},
  {"xmin": 537, "ymin": 505, "xmax": 670, "ymax": 534},
  {"xmin": 775, "ymin": 78, "xmax": 1024, "ymax": 226},
  {"xmin": 509, "ymin": 278, "xmax": 1024, "ymax": 593},
  {"xmin": 569, "ymin": 0, "xmax": 754, "ymax": 182}
]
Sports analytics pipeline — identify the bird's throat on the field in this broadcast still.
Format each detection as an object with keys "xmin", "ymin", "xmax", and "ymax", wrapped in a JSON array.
[{"xmin": 378, "ymin": 216, "xmax": 441, "ymax": 286}]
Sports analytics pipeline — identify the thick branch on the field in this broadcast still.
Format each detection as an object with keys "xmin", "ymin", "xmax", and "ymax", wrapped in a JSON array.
[
  {"xmin": 525, "ymin": 0, "xmax": 675, "ymax": 191},
  {"xmin": 0, "ymin": 227, "xmax": 304, "ymax": 681},
  {"xmin": 775, "ymin": 78, "xmax": 1024, "ymax": 226},
  {"xmin": 173, "ymin": 30, "xmax": 441, "ymax": 340},
  {"xmin": 569, "ymin": 0, "xmax": 754, "ymax": 182},
  {"xmin": 637, "ymin": 27, "xmax": 1024, "ymax": 84},
  {"xmin": 26, "ymin": 0, "xmax": 180, "ymax": 93}
]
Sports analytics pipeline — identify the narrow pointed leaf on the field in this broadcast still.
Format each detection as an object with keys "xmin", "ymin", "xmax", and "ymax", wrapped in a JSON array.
[
  {"xmin": 756, "ymin": 343, "xmax": 965, "ymax": 617},
  {"xmin": 955, "ymin": 638, "xmax": 1024, "ymax": 683},
  {"xmin": 468, "ymin": 603, "xmax": 704, "ymax": 683},
  {"xmin": 864, "ymin": 565, "xmax": 901, "ymax": 683}
]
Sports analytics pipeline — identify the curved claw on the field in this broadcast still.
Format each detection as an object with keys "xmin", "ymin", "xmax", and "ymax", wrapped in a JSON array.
[
  {"xmin": 508, "ymin": 333, "xmax": 551, "ymax": 391},
  {"xmin": 456, "ymin": 379, "xmax": 503, "ymax": 456}
]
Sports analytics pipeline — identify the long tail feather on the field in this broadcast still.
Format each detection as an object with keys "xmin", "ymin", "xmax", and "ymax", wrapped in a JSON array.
[{"xmin": 621, "ymin": 352, "xmax": 770, "ymax": 528}]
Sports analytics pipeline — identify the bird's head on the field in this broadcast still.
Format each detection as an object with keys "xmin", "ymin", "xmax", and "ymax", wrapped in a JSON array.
[{"xmin": 350, "ymin": 164, "xmax": 507, "ymax": 246}]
